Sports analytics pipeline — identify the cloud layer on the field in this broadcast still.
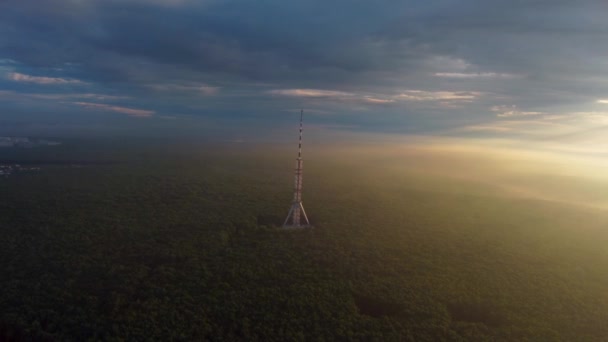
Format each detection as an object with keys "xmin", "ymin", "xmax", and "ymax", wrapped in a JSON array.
[
  {"xmin": 1, "ymin": 0, "xmax": 608, "ymax": 142},
  {"xmin": 8, "ymin": 72, "xmax": 84, "ymax": 85}
]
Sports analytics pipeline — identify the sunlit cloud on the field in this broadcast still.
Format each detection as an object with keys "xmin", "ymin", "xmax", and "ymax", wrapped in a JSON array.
[
  {"xmin": 492, "ymin": 105, "xmax": 544, "ymax": 118},
  {"xmin": 456, "ymin": 110, "xmax": 608, "ymax": 147},
  {"xmin": 269, "ymin": 88, "xmax": 393, "ymax": 105},
  {"xmin": 362, "ymin": 96, "xmax": 395, "ymax": 104},
  {"xmin": 73, "ymin": 102, "xmax": 154, "ymax": 117},
  {"xmin": 462, "ymin": 124, "xmax": 513, "ymax": 132},
  {"xmin": 7, "ymin": 72, "xmax": 85, "ymax": 85},
  {"xmin": 434, "ymin": 72, "xmax": 518, "ymax": 79},
  {"xmin": 597, "ymin": 99, "xmax": 608, "ymax": 104},
  {"xmin": 456, "ymin": 117, "xmax": 578, "ymax": 138},
  {"xmin": 396, "ymin": 90, "xmax": 481, "ymax": 102},
  {"xmin": 269, "ymin": 89, "xmax": 352, "ymax": 98},
  {"xmin": 567, "ymin": 111, "xmax": 608, "ymax": 124}
]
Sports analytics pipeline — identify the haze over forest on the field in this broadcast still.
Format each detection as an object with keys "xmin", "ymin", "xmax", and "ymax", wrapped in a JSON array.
[{"xmin": 1, "ymin": 0, "xmax": 608, "ymax": 340}]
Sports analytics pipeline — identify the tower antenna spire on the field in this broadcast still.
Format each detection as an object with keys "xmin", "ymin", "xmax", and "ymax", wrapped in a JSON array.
[
  {"xmin": 298, "ymin": 109, "xmax": 303, "ymax": 159},
  {"xmin": 283, "ymin": 109, "xmax": 311, "ymax": 228}
]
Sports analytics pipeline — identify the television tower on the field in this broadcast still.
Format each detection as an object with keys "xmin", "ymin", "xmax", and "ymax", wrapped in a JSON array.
[{"xmin": 283, "ymin": 109, "xmax": 311, "ymax": 228}]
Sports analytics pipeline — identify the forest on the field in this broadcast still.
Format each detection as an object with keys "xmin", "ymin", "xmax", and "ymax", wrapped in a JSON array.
[{"xmin": 1, "ymin": 139, "xmax": 608, "ymax": 341}]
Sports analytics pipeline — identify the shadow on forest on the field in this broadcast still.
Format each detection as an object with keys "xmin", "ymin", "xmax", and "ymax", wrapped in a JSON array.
[
  {"xmin": 447, "ymin": 301, "xmax": 505, "ymax": 327},
  {"xmin": 1, "ymin": 321, "xmax": 28, "ymax": 342},
  {"xmin": 354, "ymin": 294, "xmax": 404, "ymax": 318},
  {"xmin": 256, "ymin": 214, "xmax": 284, "ymax": 227}
]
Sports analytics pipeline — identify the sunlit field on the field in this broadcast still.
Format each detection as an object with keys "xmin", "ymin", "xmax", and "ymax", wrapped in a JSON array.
[{"xmin": 1, "ymin": 139, "xmax": 607, "ymax": 340}]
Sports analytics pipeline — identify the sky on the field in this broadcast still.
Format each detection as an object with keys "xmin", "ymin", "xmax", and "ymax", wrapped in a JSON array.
[{"xmin": 1, "ymin": 0, "xmax": 608, "ymax": 148}]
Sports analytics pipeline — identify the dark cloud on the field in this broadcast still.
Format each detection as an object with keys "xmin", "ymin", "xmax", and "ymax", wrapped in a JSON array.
[{"xmin": 1, "ymin": 0, "xmax": 608, "ymax": 138}]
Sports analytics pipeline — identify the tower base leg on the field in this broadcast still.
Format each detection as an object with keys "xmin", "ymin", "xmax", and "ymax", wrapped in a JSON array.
[{"xmin": 283, "ymin": 201, "xmax": 312, "ymax": 228}]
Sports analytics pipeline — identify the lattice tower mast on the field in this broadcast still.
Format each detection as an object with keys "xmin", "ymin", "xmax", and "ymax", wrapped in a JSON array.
[{"xmin": 283, "ymin": 109, "xmax": 311, "ymax": 228}]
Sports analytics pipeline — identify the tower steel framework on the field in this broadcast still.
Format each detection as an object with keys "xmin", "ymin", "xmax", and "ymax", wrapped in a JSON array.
[{"xmin": 283, "ymin": 109, "xmax": 311, "ymax": 228}]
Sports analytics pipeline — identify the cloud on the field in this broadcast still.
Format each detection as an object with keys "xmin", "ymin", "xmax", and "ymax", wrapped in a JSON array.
[
  {"xmin": 271, "ymin": 88, "xmax": 481, "ymax": 104},
  {"xmin": 269, "ymin": 88, "xmax": 394, "ymax": 105},
  {"xmin": 73, "ymin": 102, "xmax": 154, "ymax": 117},
  {"xmin": 73, "ymin": 93, "xmax": 129, "ymax": 101},
  {"xmin": 0, "ymin": 90, "xmax": 128, "ymax": 103},
  {"xmin": 425, "ymin": 56, "xmax": 471, "ymax": 71},
  {"xmin": 362, "ymin": 97, "xmax": 395, "ymax": 104},
  {"xmin": 34, "ymin": 93, "xmax": 128, "ymax": 101},
  {"xmin": 271, "ymin": 88, "xmax": 482, "ymax": 109},
  {"xmin": 434, "ymin": 72, "xmax": 519, "ymax": 79},
  {"xmin": 147, "ymin": 83, "xmax": 220, "ymax": 96},
  {"xmin": 462, "ymin": 124, "xmax": 513, "ymax": 132},
  {"xmin": 567, "ymin": 111, "xmax": 608, "ymax": 124},
  {"xmin": 454, "ymin": 109, "xmax": 608, "ymax": 146},
  {"xmin": 2, "ymin": 0, "xmax": 608, "ymax": 136},
  {"xmin": 286, "ymin": 108, "xmax": 334, "ymax": 115},
  {"xmin": 120, "ymin": 0, "xmax": 199, "ymax": 7},
  {"xmin": 492, "ymin": 105, "xmax": 544, "ymax": 118},
  {"xmin": 396, "ymin": 90, "xmax": 481, "ymax": 102},
  {"xmin": 269, "ymin": 89, "xmax": 352, "ymax": 98},
  {"xmin": 7, "ymin": 72, "xmax": 84, "ymax": 85},
  {"xmin": 0, "ymin": 90, "xmax": 17, "ymax": 98},
  {"xmin": 458, "ymin": 119, "xmax": 572, "ymax": 138}
]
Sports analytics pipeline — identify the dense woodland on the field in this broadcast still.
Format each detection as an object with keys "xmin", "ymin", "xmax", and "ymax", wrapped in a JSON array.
[{"xmin": 1, "ymin": 140, "xmax": 608, "ymax": 341}]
